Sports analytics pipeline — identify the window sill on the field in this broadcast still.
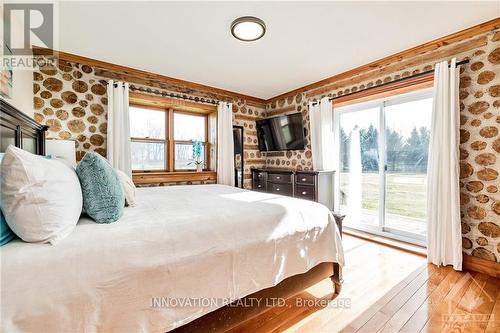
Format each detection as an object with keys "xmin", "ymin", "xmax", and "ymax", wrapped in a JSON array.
[{"xmin": 132, "ymin": 171, "xmax": 217, "ymax": 185}]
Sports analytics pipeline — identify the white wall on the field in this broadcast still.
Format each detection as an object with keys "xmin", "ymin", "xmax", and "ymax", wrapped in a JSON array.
[{"xmin": 1, "ymin": 6, "xmax": 34, "ymax": 117}]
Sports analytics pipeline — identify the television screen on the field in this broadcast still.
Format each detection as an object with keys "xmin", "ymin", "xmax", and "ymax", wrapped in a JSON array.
[{"xmin": 256, "ymin": 113, "xmax": 305, "ymax": 151}]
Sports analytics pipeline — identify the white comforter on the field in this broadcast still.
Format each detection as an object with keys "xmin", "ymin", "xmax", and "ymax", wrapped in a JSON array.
[{"xmin": 1, "ymin": 185, "xmax": 344, "ymax": 332}]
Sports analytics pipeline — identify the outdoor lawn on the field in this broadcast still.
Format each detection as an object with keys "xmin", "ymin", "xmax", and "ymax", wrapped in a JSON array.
[{"xmin": 340, "ymin": 172, "xmax": 428, "ymax": 220}]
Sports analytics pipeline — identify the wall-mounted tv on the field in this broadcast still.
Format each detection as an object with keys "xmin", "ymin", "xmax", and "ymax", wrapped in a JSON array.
[{"xmin": 256, "ymin": 113, "xmax": 305, "ymax": 151}]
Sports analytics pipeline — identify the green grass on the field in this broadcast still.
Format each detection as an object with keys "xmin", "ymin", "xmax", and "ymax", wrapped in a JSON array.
[{"xmin": 340, "ymin": 172, "xmax": 427, "ymax": 219}]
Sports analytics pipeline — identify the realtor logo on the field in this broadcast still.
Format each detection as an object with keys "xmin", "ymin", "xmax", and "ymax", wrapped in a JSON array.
[
  {"xmin": 443, "ymin": 272, "xmax": 494, "ymax": 323},
  {"xmin": 3, "ymin": 3, "xmax": 53, "ymax": 55}
]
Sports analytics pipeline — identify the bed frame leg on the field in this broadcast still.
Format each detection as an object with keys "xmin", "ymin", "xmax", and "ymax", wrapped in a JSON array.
[{"xmin": 331, "ymin": 262, "xmax": 343, "ymax": 296}]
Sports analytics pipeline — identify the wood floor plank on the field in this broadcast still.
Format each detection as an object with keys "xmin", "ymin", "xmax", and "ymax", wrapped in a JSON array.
[
  {"xmin": 340, "ymin": 264, "xmax": 429, "ymax": 333},
  {"xmin": 440, "ymin": 272, "xmax": 490, "ymax": 333},
  {"xmin": 418, "ymin": 270, "xmax": 477, "ymax": 333},
  {"xmin": 377, "ymin": 266, "xmax": 451, "ymax": 333},
  {"xmin": 484, "ymin": 278, "xmax": 500, "ymax": 333},
  {"xmin": 444, "ymin": 274, "xmax": 499, "ymax": 333},
  {"xmin": 296, "ymin": 242, "xmax": 426, "ymax": 333},
  {"xmin": 283, "ymin": 239, "xmax": 425, "ymax": 333},
  {"xmin": 399, "ymin": 267, "xmax": 464, "ymax": 333},
  {"xmin": 352, "ymin": 265, "xmax": 440, "ymax": 333},
  {"xmin": 228, "ymin": 235, "xmax": 497, "ymax": 333}
]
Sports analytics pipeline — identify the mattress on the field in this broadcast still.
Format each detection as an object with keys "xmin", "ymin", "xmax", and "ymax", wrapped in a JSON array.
[{"xmin": 1, "ymin": 184, "xmax": 344, "ymax": 332}]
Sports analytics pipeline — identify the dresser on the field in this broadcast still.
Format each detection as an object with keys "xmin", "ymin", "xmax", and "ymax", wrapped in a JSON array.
[{"xmin": 251, "ymin": 168, "xmax": 335, "ymax": 210}]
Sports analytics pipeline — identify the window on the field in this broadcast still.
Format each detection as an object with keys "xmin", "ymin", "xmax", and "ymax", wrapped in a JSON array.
[
  {"xmin": 129, "ymin": 105, "xmax": 209, "ymax": 172},
  {"xmin": 174, "ymin": 113, "xmax": 207, "ymax": 170},
  {"xmin": 336, "ymin": 89, "xmax": 432, "ymax": 245},
  {"xmin": 130, "ymin": 106, "xmax": 167, "ymax": 170}
]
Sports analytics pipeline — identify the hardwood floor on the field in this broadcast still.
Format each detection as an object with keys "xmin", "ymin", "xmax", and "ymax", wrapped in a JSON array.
[{"xmin": 229, "ymin": 235, "xmax": 499, "ymax": 333}]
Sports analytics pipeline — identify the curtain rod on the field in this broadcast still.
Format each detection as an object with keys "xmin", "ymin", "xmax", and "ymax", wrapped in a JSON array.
[
  {"xmin": 108, "ymin": 82, "xmax": 221, "ymax": 105},
  {"xmin": 311, "ymin": 59, "xmax": 469, "ymax": 106}
]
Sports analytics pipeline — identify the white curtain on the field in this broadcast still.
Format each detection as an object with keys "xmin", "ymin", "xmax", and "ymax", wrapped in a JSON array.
[
  {"xmin": 427, "ymin": 58, "xmax": 462, "ymax": 271},
  {"xmin": 309, "ymin": 97, "xmax": 335, "ymax": 171},
  {"xmin": 106, "ymin": 81, "xmax": 132, "ymax": 177},
  {"xmin": 217, "ymin": 102, "xmax": 235, "ymax": 186}
]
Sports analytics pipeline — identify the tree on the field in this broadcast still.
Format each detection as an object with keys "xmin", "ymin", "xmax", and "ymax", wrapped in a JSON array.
[
  {"xmin": 386, "ymin": 128, "xmax": 404, "ymax": 171},
  {"xmin": 360, "ymin": 125, "xmax": 379, "ymax": 172},
  {"xmin": 404, "ymin": 127, "xmax": 421, "ymax": 171},
  {"xmin": 340, "ymin": 128, "xmax": 349, "ymax": 172}
]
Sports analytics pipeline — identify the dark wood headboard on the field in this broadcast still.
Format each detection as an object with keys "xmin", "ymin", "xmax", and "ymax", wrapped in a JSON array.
[{"xmin": 0, "ymin": 99, "xmax": 48, "ymax": 155}]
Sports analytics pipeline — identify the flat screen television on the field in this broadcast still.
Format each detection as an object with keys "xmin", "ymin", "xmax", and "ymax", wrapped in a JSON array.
[{"xmin": 256, "ymin": 113, "xmax": 305, "ymax": 151}]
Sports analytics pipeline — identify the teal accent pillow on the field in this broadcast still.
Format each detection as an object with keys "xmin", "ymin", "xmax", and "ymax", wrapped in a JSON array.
[
  {"xmin": 0, "ymin": 153, "xmax": 16, "ymax": 246},
  {"xmin": 76, "ymin": 152, "xmax": 124, "ymax": 223},
  {"xmin": 0, "ymin": 209, "xmax": 15, "ymax": 246}
]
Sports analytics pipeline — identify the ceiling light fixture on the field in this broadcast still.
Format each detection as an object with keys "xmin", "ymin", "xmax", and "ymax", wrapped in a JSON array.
[{"xmin": 231, "ymin": 16, "xmax": 266, "ymax": 42}]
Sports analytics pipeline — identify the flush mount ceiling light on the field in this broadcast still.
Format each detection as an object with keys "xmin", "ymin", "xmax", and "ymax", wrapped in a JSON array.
[{"xmin": 231, "ymin": 16, "xmax": 266, "ymax": 42}]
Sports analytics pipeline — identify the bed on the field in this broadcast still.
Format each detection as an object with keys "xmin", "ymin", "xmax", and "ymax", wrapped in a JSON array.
[{"xmin": 0, "ymin": 100, "xmax": 344, "ymax": 332}]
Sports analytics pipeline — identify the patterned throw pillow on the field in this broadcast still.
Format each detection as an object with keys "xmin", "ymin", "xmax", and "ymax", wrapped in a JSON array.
[{"xmin": 76, "ymin": 152, "xmax": 124, "ymax": 223}]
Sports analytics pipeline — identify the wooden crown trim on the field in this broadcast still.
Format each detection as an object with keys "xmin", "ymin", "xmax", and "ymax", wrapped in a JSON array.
[
  {"xmin": 266, "ymin": 17, "xmax": 500, "ymax": 103},
  {"xmin": 32, "ymin": 47, "xmax": 267, "ymax": 106}
]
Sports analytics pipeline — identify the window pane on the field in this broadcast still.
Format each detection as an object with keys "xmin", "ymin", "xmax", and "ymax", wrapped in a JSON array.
[
  {"xmin": 131, "ymin": 142, "xmax": 166, "ymax": 170},
  {"xmin": 174, "ymin": 113, "xmax": 206, "ymax": 141},
  {"xmin": 175, "ymin": 143, "xmax": 205, "ymax": 170},
  {"xmin": 130, "ymin": 106, "xmax": 165, "ymax": 139},
  {"xmin": 339, "ymin": 106, "xmax": 380, "ymax": 229},
  {"xmin": 384, "ymin": 97, "xmax": 432, "ymax": 237}
]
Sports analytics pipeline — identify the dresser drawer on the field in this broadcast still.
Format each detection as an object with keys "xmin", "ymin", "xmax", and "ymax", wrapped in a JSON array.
[
  {"xmin": 269, "ymin": 183, "xmax": 292, "ymax": 196},
  {"xmin": 254, "ymin": 171, "xmax": 267, "ymax": 181},
  {"xmin": 268, "ymin": 173, "xmax": 292, "ymax": 184},
  {"xmin": 295, "ymin": 173, "xmax": 315, "ymax": 185},
  {"xmin": 295, "ymin": 185, "xmax": 315, "ymax": 201},
  {"xmin": 253, "ymin": 179, "xmax": 266, "ymax": 191}
]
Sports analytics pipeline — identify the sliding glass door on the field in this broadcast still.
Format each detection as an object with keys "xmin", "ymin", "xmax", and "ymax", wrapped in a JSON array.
[
  {"xmin": 337, "ymin": 89, "xmax": 432, "ymax": 245},
  {"xmin": 338, "ymin": 105, "xmax": 381, "ymax": 230}
]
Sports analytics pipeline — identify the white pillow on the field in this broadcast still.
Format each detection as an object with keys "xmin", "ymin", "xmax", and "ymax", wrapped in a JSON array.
[
  {"xmin": 115, "ymin": 169, "xmax": 136, "ymax": 207},
  {"xmin": 0, "ymin": 145, "xmax": 82, "ymax": 244}
]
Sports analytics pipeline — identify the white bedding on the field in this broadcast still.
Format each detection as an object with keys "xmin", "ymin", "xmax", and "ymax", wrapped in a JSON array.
[{"xmin": 1, "ymin": 184, "xmax": 344, "ymax": 332}]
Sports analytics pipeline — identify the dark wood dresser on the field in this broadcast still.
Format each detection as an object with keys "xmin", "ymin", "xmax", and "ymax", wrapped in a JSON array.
[{"xmin": 251, "ymin": 168, "xmax": 335, "ymax": 210}]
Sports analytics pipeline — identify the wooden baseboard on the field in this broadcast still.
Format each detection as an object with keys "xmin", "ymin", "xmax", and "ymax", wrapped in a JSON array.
[
  {"xmin": 462, "ymin": 254, "xmax": 500, "ymax": 278},
  {"xmin": 345, "ymin": 230, "xmax": 499, "ymax": 277}
]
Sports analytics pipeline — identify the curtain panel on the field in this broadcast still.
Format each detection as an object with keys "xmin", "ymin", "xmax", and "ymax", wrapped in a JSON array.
[
  {"xmin": 427, "ymin": 58, "xmax": 462, "ymax": 270},
  {"xmin": 217, "ymin": 102, "xmax": 235, "ymax": 186},
  {"xmin": 106, "ymin": 81, "xmax": 132, "ymax": 177},
  {"xmin": 309, "ymin": 97, "xmax": 335, "ymax": 171}
]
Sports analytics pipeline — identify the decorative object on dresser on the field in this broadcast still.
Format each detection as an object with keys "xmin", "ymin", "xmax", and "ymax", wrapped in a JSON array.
[{"xmin": 251, "ymin": 168, "xmax": 335, "ymax": 210}]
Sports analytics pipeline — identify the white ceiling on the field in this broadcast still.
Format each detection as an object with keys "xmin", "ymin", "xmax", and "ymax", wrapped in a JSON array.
[{"xmin": 58, "ymin": 1, "xmax": 499, "ymax": 99}]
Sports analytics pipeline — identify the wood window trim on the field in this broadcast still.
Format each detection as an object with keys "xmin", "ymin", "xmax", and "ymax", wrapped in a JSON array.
[
  {"xmin": 130, "ymin": 93, "xmax": 217, "ymax": 184},
  {"xmin": 333, "ymin": 73, "xmax": 434, "ymax": 108},
  {"xmin": 132, "ymin": 170, "xmax": 217, "ymax": 186}
]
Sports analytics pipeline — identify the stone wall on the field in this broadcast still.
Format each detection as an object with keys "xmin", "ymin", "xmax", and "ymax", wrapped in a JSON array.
[
  {"xmin": 32, "ymin": 58, "xmax": 265, "ymax": 189},
  {"xmin": 264, "ymin": 30, "xmax": 500, "ymax": 262}
]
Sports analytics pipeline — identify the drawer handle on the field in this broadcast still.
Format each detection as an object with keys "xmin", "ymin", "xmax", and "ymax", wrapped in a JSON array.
[
  {"xmin": 302, "ymin": 191, "xmax": 307, "ymax": 195},
  {"xmin": 276, "ymin": 176, "xmax": 281, "ymax": 179},
  {"xmin": 301, "ymin": 178, "xmax": 307, "ymax": 182},
  {"xmin": 276, "ymin": 188, "xmax": 280, "ymax": 191},
  {"xmin": 258, "ymin": 185, "xmax": 262, "ymax": 188}
]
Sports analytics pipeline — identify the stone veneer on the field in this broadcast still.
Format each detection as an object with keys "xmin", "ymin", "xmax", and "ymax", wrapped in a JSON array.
[
  {"xmin": 263, "ymin": 30, "xmax": 500, "ymax": 263},
  {"xmin": 33, "ymin": 58, "xmax": 266, "ymax": 189}
]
